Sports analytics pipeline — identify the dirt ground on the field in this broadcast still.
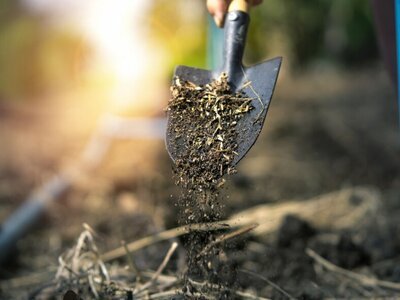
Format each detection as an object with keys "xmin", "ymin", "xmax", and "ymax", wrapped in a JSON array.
[{"xmin": 0, "ymin": 65, "xmax": 400, "ymax": 299}]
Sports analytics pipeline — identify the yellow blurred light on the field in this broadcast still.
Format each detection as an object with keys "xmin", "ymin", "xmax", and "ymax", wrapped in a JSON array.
[{"xmin": 81, "ymin": 0, "xmax": 165, "ymax": 116}]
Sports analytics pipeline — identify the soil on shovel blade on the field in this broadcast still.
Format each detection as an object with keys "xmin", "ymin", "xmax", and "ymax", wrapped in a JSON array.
[{"xmin": 167, "ymin": 73, "xmax": 254, "ymax": 296}]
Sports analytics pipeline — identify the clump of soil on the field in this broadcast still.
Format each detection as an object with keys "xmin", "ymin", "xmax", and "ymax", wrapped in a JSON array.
[
  {"xmin": 167, "ymin": 73, "xmax": 254, "ymax": 293},
  {"xmin": 167, "ymin": 73, "xmax": 253, "ymax": 223}
]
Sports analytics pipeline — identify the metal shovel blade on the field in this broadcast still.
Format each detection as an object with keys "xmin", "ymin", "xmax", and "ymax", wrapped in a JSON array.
[{"xmin": 166, "ymin": 10, "xmax": 282, "ymax": 165}]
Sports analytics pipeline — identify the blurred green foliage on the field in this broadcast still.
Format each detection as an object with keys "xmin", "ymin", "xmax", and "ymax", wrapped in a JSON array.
[
  {"xmin": 150, "ymin": 0, "xmax": 207, "ymax": 77},
  {"xmin": 247, "ymin": 0, "xmax": 378, "ymax": 68},
  {"xmin": 0, "ymin": 2, "xmax": 87, "ymax": 100},
  {"xmin": 330, "ymin": 0, "xmax": 378, "ymax": 64}
]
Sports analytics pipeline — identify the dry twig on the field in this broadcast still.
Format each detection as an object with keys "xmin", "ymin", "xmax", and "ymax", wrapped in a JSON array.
[
  {"xmin": 239, "ymin": 269, "xmax": 296, "ymax": 300},
  {"xmin": 306, "ymin": 248, "xmax": 400, "ymax": 292},
  {"xmin": 121, "ymin": 240, "xmax": 142, "ymax": 283},
  {"xmin": 197, "ymin": 223, "xmax": 258, "ymax": 257},
  {"xmin": 189, "ymin": 278, "xmax": 271, "ymax": 300},
  {"xmin": 102, "ymin": 222, "xmax": 230, "ymax": 262},
  {"xmin": 135, "ymin": 242, "xmax": 178, "ymax": 295}
]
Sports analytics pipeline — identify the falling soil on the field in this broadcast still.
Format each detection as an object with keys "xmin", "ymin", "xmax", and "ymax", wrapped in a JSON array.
[{"xmin": 167, "ymin": 73, "xmax": 254, "ymax": 296}]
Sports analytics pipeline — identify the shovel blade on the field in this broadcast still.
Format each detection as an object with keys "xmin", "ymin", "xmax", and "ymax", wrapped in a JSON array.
[
  {"xmin": 232, "ymin": 56, "xmax": 282, "ymax": 164},
  {"xmin": 166, "ymin": 56, "xmax": 282, "ymax": 165},
  {"xmin": 173, "ymin": 65, "xmax": 213, "ymax": 85}
]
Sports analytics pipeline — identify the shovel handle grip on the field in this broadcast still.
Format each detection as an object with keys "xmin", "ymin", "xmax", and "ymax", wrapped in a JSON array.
[
  {"xmin": 228, "ymin": 0, "xmax": 250, "ymax": 13},
  {"xmin": 222, "ymin": 9, "xmax": 249, "ymax": 82}
]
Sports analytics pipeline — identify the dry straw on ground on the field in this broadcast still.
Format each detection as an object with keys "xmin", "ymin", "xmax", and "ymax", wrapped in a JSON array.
[{"xmin": 31, "ymin": 223, "xmax": 264, "ymax": 299}]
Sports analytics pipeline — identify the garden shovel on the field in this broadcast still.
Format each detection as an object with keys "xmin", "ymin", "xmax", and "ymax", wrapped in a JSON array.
[{"xmin": 166, "ymin": 0, "xmax": 281, "ymax": 165}]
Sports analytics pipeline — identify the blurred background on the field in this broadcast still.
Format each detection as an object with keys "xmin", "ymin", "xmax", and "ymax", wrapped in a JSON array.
[
  {"xmin": 1, "ymin": 0, "xmax": 399, "ymax": 298},
  {"xmin": 0, "ymin": 0, "xmax": 380, "ymax": 101}
]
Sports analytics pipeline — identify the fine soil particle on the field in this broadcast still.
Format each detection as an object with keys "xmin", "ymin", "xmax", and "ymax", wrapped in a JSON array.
[{"xmin": 167, "ymin": 73, "xmax": 254, "ymax": 294}]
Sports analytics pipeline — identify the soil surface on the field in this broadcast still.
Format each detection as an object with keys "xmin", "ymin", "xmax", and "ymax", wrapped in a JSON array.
[{"xmin": 0, "ymin": 66, "xmax": 400, "ymax": 299}]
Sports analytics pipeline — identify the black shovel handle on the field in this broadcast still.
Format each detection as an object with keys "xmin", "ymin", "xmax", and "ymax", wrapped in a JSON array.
[{"xmin": 222, "ymin": 0, "xmax": 250, "ymax": 82}]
